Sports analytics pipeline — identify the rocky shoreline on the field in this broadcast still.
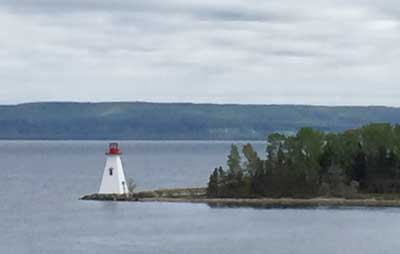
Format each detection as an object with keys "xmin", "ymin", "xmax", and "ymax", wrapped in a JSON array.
[
  {"xmin": 80, "ymin": 187, "xmax": 207, "ymax": 201},
  {"xmin": 80, "ymin": 187, "xmax": 400, "ymax": 208}
]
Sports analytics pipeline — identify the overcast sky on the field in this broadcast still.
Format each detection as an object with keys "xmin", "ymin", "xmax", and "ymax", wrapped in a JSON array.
[{"xmin": 0, "ymin": 0, "xmax": 399, "ymax": 106}]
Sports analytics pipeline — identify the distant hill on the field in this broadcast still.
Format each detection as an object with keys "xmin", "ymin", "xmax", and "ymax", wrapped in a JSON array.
[{"xmin": 0, "ymin": 102, "xmax": 399, "ymax": 140}]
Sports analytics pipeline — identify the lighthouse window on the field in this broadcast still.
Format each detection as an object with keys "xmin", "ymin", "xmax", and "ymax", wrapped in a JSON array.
[{"xmin": 109, "ymin": 168, "xmax": 113, "ymax": 176}]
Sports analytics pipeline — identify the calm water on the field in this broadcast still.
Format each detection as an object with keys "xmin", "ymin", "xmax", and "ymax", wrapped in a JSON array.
[{"xmin": 1, "ymin": 141, "xmax": 400, "ymax": 254}]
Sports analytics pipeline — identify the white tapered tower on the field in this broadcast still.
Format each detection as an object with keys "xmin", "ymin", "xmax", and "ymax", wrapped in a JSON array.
[{"xmin": 98, "ymin": 143, "xmax": 128, "ymax": 194}]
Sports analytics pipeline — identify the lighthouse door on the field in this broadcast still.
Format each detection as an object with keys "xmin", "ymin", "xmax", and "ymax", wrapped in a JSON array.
[{"xmin": 122, "ymin": 181, "xmax": 126, "ymax": 193}]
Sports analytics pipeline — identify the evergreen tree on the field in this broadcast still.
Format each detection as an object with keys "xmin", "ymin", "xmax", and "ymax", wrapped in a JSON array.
[
  {"xmin": 227, "ymin": 145, "xmax": 241, "ymax": 175},
  {"xmin": 207, "ymin": 168, "xmax": 219, "ymax": 197}
]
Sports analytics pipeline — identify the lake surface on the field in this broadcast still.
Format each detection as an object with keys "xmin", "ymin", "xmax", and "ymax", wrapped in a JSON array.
[{"xmin": 1, "ymin": 141, "xmax": 400, "ymax": 254}]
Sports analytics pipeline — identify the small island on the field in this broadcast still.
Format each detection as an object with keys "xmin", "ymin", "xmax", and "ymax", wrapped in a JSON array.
[{"xmin": 81, "ymin": 123, "xmax": 400, "ymax": 208}]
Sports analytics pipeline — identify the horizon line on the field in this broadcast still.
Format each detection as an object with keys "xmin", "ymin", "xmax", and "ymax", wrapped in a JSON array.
[{"xmin": 1, "ymin": 100, "xmax": 399, "ymax": 108}]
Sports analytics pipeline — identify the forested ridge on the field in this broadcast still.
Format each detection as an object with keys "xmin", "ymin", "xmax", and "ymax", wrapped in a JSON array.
[
  {"xmin": 1, "ymin": 102, "xmax": 400, "ymax": 139},
  {"xmin": 207, "ymin": 123, "xmax": 400, "ymax": 198}
]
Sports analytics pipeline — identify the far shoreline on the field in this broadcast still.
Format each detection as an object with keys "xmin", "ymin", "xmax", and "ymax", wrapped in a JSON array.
[
  {"xmin": 80, "ymin": 188, "xmax": 400, "ymax": 208},
  {"xmin": 0, "ymin": 139, "xmax": 266, "ymax": 142}
]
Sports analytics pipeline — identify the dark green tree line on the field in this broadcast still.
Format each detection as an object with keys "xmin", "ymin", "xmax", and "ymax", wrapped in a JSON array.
[{"xmin": 207, "ymin": 123, "xmax": 400, "ymax": 198}]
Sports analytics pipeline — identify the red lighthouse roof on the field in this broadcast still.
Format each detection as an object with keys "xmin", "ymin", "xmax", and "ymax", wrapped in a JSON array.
[{"xmin": 106, "ymin": 143, "xmax": 121, "ymax": 155}]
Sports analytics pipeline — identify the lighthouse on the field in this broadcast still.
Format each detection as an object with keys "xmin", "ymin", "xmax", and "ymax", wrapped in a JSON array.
[{"xmin": 98, "ymin": 143, "xmax": 128, "ymax": 194}]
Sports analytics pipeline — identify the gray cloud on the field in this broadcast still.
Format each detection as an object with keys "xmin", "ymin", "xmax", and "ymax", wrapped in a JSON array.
[{"xmin": 0, "ymin": 0, "xmax": 399, "ymax": 105}]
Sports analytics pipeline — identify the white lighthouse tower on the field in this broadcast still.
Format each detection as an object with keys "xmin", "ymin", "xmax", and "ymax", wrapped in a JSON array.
[{"xmin": 98, "ymin": 143, "xmax": 128, "ymax": 194}]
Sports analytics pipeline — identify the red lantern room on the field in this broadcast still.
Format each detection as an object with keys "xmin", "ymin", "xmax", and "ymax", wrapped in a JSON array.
[{"xmin": 106, "ymin": 143, "xmax": 121, "ymax": 155}]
